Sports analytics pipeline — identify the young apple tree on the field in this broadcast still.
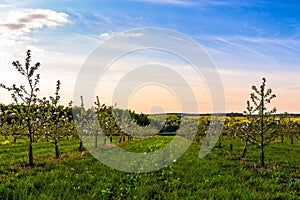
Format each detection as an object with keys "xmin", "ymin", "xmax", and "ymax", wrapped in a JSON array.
[
  {"xmin": 41, "ymin": 80, "xmax": 74, "ymax": 158},
  {"xmin": 243, "ymin": 77, "xmax": 277, "ymax": 168},
  {"xmin": 0, "ymin": 50, "xmax": 42, "ymax": 167}
]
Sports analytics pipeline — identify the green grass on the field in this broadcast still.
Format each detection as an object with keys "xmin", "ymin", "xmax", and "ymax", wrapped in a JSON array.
[{"xmin": 0, "ymin": 136, "xmax": 299, "ymax": 199}]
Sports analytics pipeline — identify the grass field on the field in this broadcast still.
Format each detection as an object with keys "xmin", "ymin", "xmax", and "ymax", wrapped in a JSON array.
[{"xmin": 0, "ymin": 136, "xmax": 299, "ymax": 199}]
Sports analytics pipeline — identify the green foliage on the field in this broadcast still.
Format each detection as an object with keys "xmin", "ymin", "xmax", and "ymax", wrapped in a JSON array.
[
  {"xmin": 278, "ymin": 112, "xmax": 300, "ymax": 144},
  {"xmin": 0, "ymin": 104, "xmax": 26, "ymax": 142},
  {"xmin": 0, "ymin": 137, "xmax": 299, "ymax": 199}
]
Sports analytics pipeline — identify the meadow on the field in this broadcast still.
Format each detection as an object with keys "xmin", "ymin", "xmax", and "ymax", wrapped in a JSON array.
[
  {"xmin": 0, "ymin": 52, "xmax": 299, "ymax": 199},
  {"xmin": 0, "ymin": 135, "xmax": 299, "ymax": 199}
]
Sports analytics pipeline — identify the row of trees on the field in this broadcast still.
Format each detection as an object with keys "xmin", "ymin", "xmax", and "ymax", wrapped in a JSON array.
[
  {"xmin": 179, "ymin": 78, "xmax": 299, "ymax": 168},
  {"xmin": 0, "ymin": 50, "xmax": 152, "ymax": 166},
  {"xmin": 0, "ymin": 50, "xmax": 299, "ymax": 169},
  {"xmin": 0, "ymin": 51, "xmax": 79, "ymax": 164}
]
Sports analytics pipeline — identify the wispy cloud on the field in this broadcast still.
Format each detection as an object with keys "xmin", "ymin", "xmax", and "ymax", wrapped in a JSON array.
[
  {"xmin": 130, "ymin": 0, "xmax": 267, "ymax": 7},
  {"xmin": 196, "ymin": 34, "xmax": 300, "ymax": 72},
  {"xmin": 100, "ymin": 31, "xmax": 144, "ymax": 39},
  {"xmin": 0, "ymin": 4, "xmax": 12, "ymax": 8},
  {"xmin": 130, "ymin": 0, "xmax": 196, "ymax": 6}
]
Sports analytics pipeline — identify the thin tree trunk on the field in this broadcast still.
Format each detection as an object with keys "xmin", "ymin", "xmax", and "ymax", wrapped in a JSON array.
[
  {"xmin": 261, "ymin": 129, "xmax": 265, "ymax": 168},
  {"xmin": 261, "ymin": 143, "xmax": 264, "ymax": 168},
  {"xmin": 55, "ymin": 140, "xmax": 60, "ymax": 159},
  {"xmin": 29, "ymin": 133, "xmax": 34, "ymax": 166},
  {"xmin": 241, "ymin": 141, "xmax": 247, "ymax": 159},
  {"xmin": 261, "ymin": 118, "xmax": 265, "ymax": 168},
  {"xmin": 260, "ymin": 90, "xmax": 265, "ymax": 168},
  {"xmin": 95, "ymin": 133, "xmax": 98, "ymax": 148},
  {"xmin": 79, "ymin": 139, "xmax": 83, "ymax": 152},
  {"xmin": 229, "ymin": 140, "xmax": 233, "ymax": 152}
]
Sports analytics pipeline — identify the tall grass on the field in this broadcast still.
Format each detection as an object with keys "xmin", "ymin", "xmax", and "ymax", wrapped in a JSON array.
[{"xmin": 0, "ymin": 136, "xmax": 299, "ymax": 199}]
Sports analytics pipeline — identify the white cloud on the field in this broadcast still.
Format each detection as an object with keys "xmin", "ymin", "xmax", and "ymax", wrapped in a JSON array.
[
  {"xmin": 0, "ymin": 9, "xmax": 69, "ymax": 32},
  {"xmin": 100, "ymin": 32, "xmax": 112, "ymax": 39},
  {"xmin": 0, "ymin": 4, "xmax": 12, "ymax": 8},
  {"xmin": 99, "ymin": 31, "xmax": 143, "ymax": 39},
  {"xmin": 0, "ymin": 9, "xmax": 69, "ymax": 48},
  {"xmin": 0, "ymin": 9, "xmax": 78, "ymax": 106},
  {"xmin": 0, "ymin": 8, "xmax": 71, "ymax": 83}
]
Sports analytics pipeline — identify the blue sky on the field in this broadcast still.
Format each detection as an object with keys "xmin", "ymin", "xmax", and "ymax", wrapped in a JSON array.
[{"xmin": 0, "ymin": 0, "xmax": 300, "ymax": 113}]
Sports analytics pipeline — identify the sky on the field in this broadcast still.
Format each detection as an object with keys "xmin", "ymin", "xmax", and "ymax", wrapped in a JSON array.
[{"xmin": 0, "ymin": 0, "xmax": 300, "ymax": 114}]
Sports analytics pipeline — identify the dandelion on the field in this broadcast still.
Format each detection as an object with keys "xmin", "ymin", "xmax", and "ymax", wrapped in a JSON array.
[{"xmin": 1, "ymin": 140, "xmax": 10, "ymax": 145}]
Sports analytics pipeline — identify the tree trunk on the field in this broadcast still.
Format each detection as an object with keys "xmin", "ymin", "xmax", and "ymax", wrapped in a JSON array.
[
  {"xmin": 55, "ymin": 140, "xmax": 60, "ymax": 159},
  {"xmin": 79, "ymin": 139, "xmax": 83, "ymax": 152},
  {"xmin": 261, "ymin": 144, "xmax": 265, "ymax": 168},
  {"xmin": 14, "ymin": 136, "xmax": 17, "ymax": 143},
  {"xmin": 110, "ymin": 132, "xmax": 113, "ymax": 143},
  {"xmin": 260, "ymin": 86, "xmax": 265, "ymax": 168},
  {"xmin": 29, "ymin": 134, "xmax": 34, "ymax": 167},
  {"xmin": 260, "ymin": 119, "xmax": 265, "ymax": 168},
  {"xmin": 281, "ymin": 135, "xmax": 284, "ymax": 143},
  {"xmin": 291, "ymin": 135, "xmax": 294, "ymax": 144},
  {"xmin": 229, "ymin": 141, "xmax": 233, "ymax": 152},
  {"xmin": 241, "ymin": 141, "xmax": 247, "ymax": 159}
]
